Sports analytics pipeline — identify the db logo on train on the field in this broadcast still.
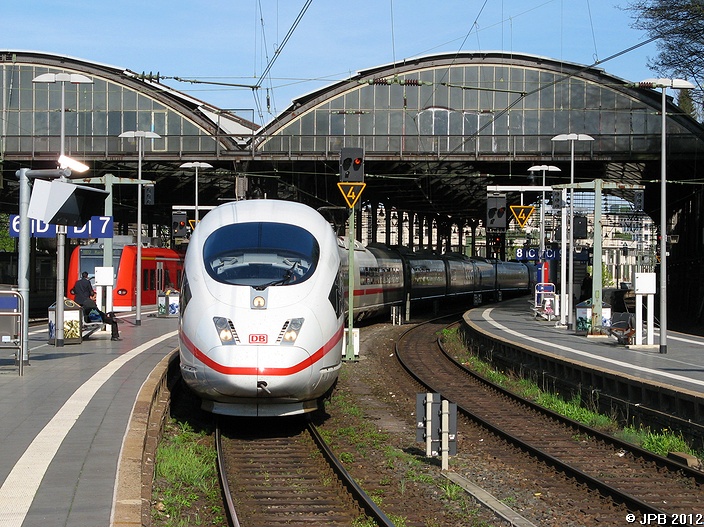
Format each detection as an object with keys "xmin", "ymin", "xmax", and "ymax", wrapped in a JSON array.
[{"xmin": 249, "ymin": 334, "xmax": 268, "ymax": 344}]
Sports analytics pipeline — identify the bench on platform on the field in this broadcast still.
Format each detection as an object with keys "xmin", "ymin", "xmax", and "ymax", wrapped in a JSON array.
[
  {"xmin": 81, "ymin": 313, "xmax": 105, "ymax": 340},
  {"xmin": 609, "ymin": 312, "xmax": 635, "ymax": 345}
]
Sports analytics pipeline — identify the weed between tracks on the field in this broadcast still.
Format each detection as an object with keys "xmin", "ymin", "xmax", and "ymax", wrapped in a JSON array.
[
  {"xmin": 152, "ymin": 420, "xmax": 224, "ymax": 526},
  {"xmin": 440, "ymin": 326, "xmax": 702, "ymax": 459}
]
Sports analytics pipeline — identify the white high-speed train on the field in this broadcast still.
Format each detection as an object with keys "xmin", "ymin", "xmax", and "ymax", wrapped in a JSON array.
[
  {"xmin": 178, "ymin": 199, "xmax": 532, "ymax": 417},
  {"xmin": 178, "ymin": 200, "xmax": 344, "ymax": 417}
]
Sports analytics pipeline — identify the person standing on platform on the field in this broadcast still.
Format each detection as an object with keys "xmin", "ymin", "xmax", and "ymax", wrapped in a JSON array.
[
  {"xmin": 73, "ymin": 271, "xmax": 94, "ymax": 306},
  {"xmin": 580, "ymin": 272, "xmax": 593, "ymax": 302}
]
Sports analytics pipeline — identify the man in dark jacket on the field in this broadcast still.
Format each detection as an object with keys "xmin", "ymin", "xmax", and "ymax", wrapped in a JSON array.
[
  {"xmin": 82, "ymin": 292, "xmax": 121, "ymax": 341},
  {"xmin": 73, "ymin": 271, "xmax": 94, "ymax": 305}
]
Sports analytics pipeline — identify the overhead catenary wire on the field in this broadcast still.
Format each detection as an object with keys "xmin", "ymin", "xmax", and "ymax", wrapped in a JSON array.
[{"xmin": 255, "ymin": 0, "xmax": 312, "ymax": 89}]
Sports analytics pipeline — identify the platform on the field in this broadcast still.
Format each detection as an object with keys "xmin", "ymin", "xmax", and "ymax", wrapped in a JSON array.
[
  {"xmin": 0, "ymin": 312, "xmax": 178, "ymax": 527},
  {"xmin": 465, "ymin": 297, "xmax": 704, "ymax": 398},
  {"xmin": 2, "ymin": 297, "xmax": 704, "ymax": 527}
]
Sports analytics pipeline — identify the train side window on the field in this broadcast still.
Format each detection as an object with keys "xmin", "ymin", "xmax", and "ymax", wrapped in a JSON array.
[
  {"xmin": 181, "ymin": 275, "xmax": 191, "ymax": 314},
  {"xmin": 328, "ymin": 271, "xmax": 343, "ymax": 317}
]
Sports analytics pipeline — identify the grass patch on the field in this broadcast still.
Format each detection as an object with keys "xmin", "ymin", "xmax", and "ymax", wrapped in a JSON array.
[
  {"xmin": 152, "ymin": 420, "xmax": 223, "ymax": 526},
  {"xmin": 618, "ymin": 425, "xmax": 696, "ymax": 457}
]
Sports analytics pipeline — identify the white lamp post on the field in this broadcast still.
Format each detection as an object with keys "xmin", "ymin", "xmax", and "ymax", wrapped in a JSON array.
[
  {"xmin": 636, "ymin": 78, "xmax": 695, "ymax": 354},
  {"xmin": 180, "ymin": 162, "xmax": 213, "ymax": 222},
  {"xmin": 119, "ymin": 131, "xmax": 161, "ymax": 326},
  {"xmin": 551, "ymin": 133, "xmax": 594, "ymax": 329},
  {"xmin": 33, "ymin": 73, "xmax": 93, "ymax": 347}
]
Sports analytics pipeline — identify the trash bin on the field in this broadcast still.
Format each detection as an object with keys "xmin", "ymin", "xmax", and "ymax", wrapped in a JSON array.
[
  {"xmin": 575, "ymin": 298, "xmax": 611, "ymax": 335},
  {"xmin": 157, "ymin": 291, "xmax": 179, "ymax": 318},
  {"xmin": 48, "ymin": 298, "xmax": 83, "ymax": 344}
]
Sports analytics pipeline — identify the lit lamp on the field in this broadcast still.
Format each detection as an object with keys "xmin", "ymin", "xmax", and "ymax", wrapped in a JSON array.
[
  {"xmin": 118, "ymin": 131, "xmax": 161, "ymax": 326},
  {"xmin": 33, "ymin": 72, "xmax": 93, "ymax": 347},
  {"xmin": 180, "ymin": 162, "xmax": 213, "ymax": 222},
  {"xmin": 551, "ymin": 133, "xmax": 594, "ymax": 329},
  {"xmin": 636, "ymin": 78, "xmax": 695, "ymax": 354}
]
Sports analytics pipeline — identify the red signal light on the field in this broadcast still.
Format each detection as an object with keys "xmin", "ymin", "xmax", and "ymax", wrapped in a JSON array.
[{"xmin": 353, "ymin": 157, "xmax": 362, "ymax": 168}]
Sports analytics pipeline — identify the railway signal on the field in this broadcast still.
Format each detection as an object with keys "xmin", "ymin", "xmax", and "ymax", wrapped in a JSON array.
[
  {"xmin": 486, "ymin": 194, "xmax": 507, "ymax": 230},
  {"xmin": 634, "ymin": 190, "xmax": 644, "ymax": 211},
  {"xmin": 339, "ymin": 147, "xmax": 364, "ymax": 362},
  {"xmin": 172, "ymin": 211, "xmax": 188, "ymax": 238},
  {"xmin": 339, "ymin": 147, "xmax": 364, "ymax": 182},
  {"xmin": 144, "ymin": 184, "xmax": 155, "ymax": 205}
]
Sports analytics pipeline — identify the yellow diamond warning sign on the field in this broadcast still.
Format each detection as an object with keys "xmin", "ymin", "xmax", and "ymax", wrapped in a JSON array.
[
  {"xmin": 337, "ymin": 182, "xmax": 366, "ymax": 208},
  {"xmin": 510, "ymin": 205, "xmax": 535, "ymax": 228}
]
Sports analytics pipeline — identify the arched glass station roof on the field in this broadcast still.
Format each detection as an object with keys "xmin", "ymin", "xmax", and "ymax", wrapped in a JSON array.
[
  {"xmin": 0, "ymin": 51, "xmax": 252, "ymax": 161},
  {"xmin": 1, "ymin": 50, "xmax": 704, "ymax": 230},
  {"xmin": 258, "ymin": 52, "xmax": 697, "ymax": 159}
]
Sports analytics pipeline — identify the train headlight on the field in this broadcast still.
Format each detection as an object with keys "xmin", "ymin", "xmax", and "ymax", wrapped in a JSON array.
[
  {"xmin": 213, "ymin": 316, "xmax": 238, "ymax": 345},
  {"xmin": 252, "ymin": 295, "xmax": 266, "ymax": 309},
  {"xmin": 280, "ymin": 318, "xmax": 304, "ymax": 345}
]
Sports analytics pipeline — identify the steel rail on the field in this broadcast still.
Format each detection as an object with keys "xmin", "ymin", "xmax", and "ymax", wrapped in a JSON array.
[{"xmin": 394, "ymin": 317, "xmax": 702, "ymax": 520}]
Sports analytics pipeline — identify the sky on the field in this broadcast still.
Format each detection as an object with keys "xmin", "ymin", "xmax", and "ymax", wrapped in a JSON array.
[{"xmin": 4, "ymin": 0, "xmax": 660, "ymax": 126}]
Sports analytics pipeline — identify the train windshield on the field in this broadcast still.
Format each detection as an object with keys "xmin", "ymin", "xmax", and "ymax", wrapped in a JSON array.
[
  {"xmin": 203, "ymin": 222, "xmax": 320, "ymax": 288},
  {"xmin": 78, "ymin": 247, "xmax": 122, "ymax": 283}
]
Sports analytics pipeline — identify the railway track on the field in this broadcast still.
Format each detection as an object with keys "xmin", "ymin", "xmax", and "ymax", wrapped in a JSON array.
[
  {"xmin": 395, "ymin": 317, "xmax": 704, "ymax": 526},
  {"xmin": 215, "ymin": 416, "xmax": 394, "ymax": 527}
]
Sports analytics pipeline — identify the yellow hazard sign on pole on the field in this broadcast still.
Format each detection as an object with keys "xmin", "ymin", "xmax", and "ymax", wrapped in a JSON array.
[
  {"xmin": 510, "ymin": 205, "xmax": 535, "ymax": 228},
  {"xmin": 337, "ymin": 182, "xmax": 366, "ymax": 208}
]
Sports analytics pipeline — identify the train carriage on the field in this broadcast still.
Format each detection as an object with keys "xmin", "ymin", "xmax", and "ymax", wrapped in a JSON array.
[{"xmin": 342, "ymin": 241, "xmax": 404, "ymax": 320}]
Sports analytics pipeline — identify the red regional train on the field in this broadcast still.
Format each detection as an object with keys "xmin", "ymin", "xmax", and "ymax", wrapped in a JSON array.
[{"xmin": 67, "ymin": 241, "xmax": 184, "ymax": 311}]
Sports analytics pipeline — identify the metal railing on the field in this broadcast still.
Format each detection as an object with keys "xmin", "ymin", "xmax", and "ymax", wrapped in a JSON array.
[
  {"xmin": 0, "ymin": 290, "xmax": 24, "ymax": 376},
  {"xmin": 1, "ymin": 132, "xmax": 700, "ymax": 162}
]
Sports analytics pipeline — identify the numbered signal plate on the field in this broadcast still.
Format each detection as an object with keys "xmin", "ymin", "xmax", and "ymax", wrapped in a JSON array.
[
  {"xmin": 337, "ymin": 182, "xmax": 366, "ymax": 208},
  {"xmin": 510, "ymin": 205, "xmax": 535, "ymax": 228}
]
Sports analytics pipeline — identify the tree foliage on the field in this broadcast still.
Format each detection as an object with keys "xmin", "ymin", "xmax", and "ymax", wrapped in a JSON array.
[
  {"xmin": 627, "ymin": 0, "xmax": 704, "ymax": 113},
  {"xmin": 0, "ymin": 214, "xmax": 15, "ymax": 252},
  {"xmin": 678, "ymin": 88, "xmax": 700, "ymax": 121}
]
